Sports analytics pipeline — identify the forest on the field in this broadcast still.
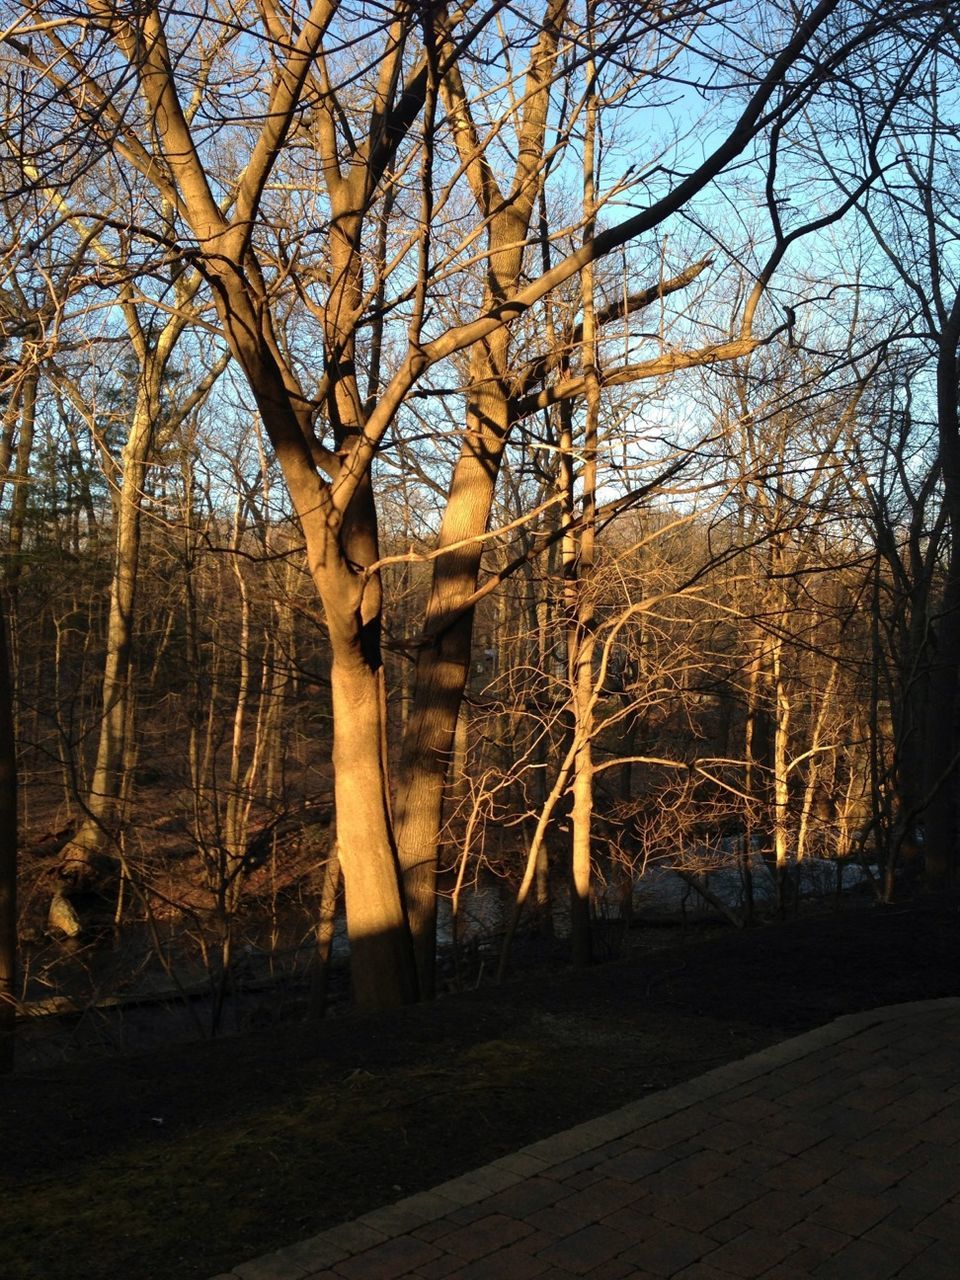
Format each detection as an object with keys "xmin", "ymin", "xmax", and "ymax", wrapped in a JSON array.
[{"xmin": 1, "ymin": 0, "xmax": 959, "ymax": 1072}]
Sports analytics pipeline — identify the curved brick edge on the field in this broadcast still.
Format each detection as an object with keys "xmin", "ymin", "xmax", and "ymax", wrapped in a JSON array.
[{"xmin": 212, "ymin": 996, "xmax": 960, "ymax": 1280}]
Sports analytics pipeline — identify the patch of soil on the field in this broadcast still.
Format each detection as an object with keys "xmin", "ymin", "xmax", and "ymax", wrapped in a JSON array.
[{"xmin": 3, "ymin": 896, "xmax": 960, "ymax": 1280}]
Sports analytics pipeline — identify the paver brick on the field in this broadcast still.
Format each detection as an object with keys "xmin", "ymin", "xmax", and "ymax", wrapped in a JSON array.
[
  {"xmin": 455, "ymin": 1241, "xmax": 552, "ymax": 1280},
  {"xmin": 234, "ymin": 1263, "xmax": 308, "ymax": 1280},
  {"xmin": 782, "ymin": 1219, "xmax": 852, "ymax": 1263},
  {"xmin": 560, "ymin": 1167, "xmax": 611, "ymax": 1191},
  {"xmin": 272, "ymin": 1236, "xmax": 349, "ymax": 1273},
  {"xmin": 854, "ymin": 1063, "xmax": 908, "ymax": 1089},
  {"xmin": 806, "ymin": 1107, "xmax": 887, "ymax": 1143},
  {"xmin": 809, "ymin": 1236, "xmax": 915, "ymax": 1279},
  {"xmin": 767, "ymin": 1056, "xmax": 834, "ymax": 1087},
  {"xmin": 410, "ymin": 1221, "xmax": 460, "ymax": 1244},
  {"xmin": 759, "ymin": 1121, "xmax": 831, "ymax": 1156},
  {"xmin": 759, "ymin": 1154, "xmax": 837, "ymax": 1194},
  {"xmin": 842, "ymin": 1125, "xmax": 920, "ymax": 1166},
  {"xmin": 648, "ymin": 1176, "xmax": 764, "ymax": 1234},
  {"xmin": 321, "ymin": 1223, "xmax": 390, "ymax": 1257},
  {"xmin": 702, "ymin": 1216, "xmax": 748, "ymax": 1244},
  {"xmin": 699, "ymin": 1225, "xmax": 794, "ymax": 1277},
  {"xmin": 598, "ymin": 1204, "xmax": 661, "ymax": 1241},
  {"xmin": 455, "ymin": 1164, "xmax": 522, "ymax": 1193},
  {"xmin": 534, "ymin": 1221, "xmax": 632, "ymax": 1274},
  {"xmin": 885, "ymin": 1138, "xmax": 948, "ymax": 1176},
  {"xmin": 480, "ymin": 1175, "xmax": 565, "ymax": 1217},
  {"xmin": 779, "ymin": 1080, "xmax": 846, "ymax": 1110},
  {"xmin": 915, "ymin": 1198, "xmax": 960, "ymax": 1241},
  {"xmin": 661, "ymin": 1148, "xmax": 743, "ymax": 1187},
  {"xmin": 359, "ymin": 1206, "xmax": 433, "ymax": 1236},
  {"xmin": 732, "ymin": 1142, "xmax": 789, "ymax": 1174},
  {"xmin": 428, "ymin": 1178, "xmax": 492, "ymax": 1208},
  {"xmin": 698, "ymin": 1120, "xmax": 756, "ymax": 1153},
  {"xmin": 648, "ymin": 1152, "xmax": 745, "ymax": 1198},
  {"xmin": 859, "ymin": 1218, "xmax": 927, "ymax": 1258},
  {"xmin": 820, "ymin": 1159, "xmax": 900, "ymax": 1196},
  {"xmin": 671, "ymin": 1266, "xmax": 742, "ymax": 1280},
  {"xmin": 405, "ymin": 1254, "xmax": 463, "ymax": 1279},
  {"xmin": 805, "ymin": 1188, "xmax": 894, "ymax": 1236},
  {"xmin": 511, "ymin": 1227, "xmax": 555, "ymax": 1254},
  {"xmin": 845, "ymin": 1084, "xmax": 912, "ymax": 1112},
  {"xmin": 579, "ymin": 1259, "xmax": 645, "ymax": 1279},
  {"xmin": 441, "ymin": 1202, "xmax": 495, "ymax": 1227},
  {"xmin": 491, "ymin": 1151, "xmax": 552, "ymax": 1177},
  {"xmin": 874, "ymin": 1203, "xmax": 931, "ymax": 1234},
  {"xmin": 434, "ymin": 1212, "xmax": 532, "ymax": 1260},
  {"xmin": 895, "ymin": 1238, "xmax": 960, "ymax": 1279},
  {"xmin": 600, "ymin": 1145, "xmax": 678, "ymax": 1182},
  {"xmin": 616, "ymin": 1223, "xmax": 713, "ymax": 1276},
  {"xmin": 635, "ymin": 1112, "xmax": 709, "ymax": 1150},
  {"xmin": 884, "ymin": 1090, "xmax": 953, "ymax": 1126},
  {"xmin": 333, "ymin": 1234, "xmax": 441, "ymax": 1280},
  {"xmin": 395, "ymin": 1191, "xmax": 462, "ymax": 1221},
  {"xmin": 524, "ymin": 1202, "xmax": 591, "ymax": 1238},
  {"xmin": 896, "ymin": 1154, "xmax": 960, "ymax": 1199},
  {"xmin": 913, "ymin": 1110, "xmax": 960, "ymax": 1143},
  {"xmin": 714, "ymin": 1096, "xmax": 784, "ymax": 1125},
  {"xmin": 600, "ymin": 1135, "xmax": 644, "ymax": 1157},
  {"xmin": 543, "ymin": 1149, "xmax": 608, "ymax": 1180},
  {"xmin": 727, "ymin": 1187, "xmax": 808, "ymax": 1233},
  {"xmin": 554, "ymin": 1176, "xmax": 642, "ymax": 1221}
]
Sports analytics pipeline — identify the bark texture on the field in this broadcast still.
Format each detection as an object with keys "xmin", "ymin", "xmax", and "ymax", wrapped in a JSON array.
[
  {"xmin": 923, "ymin": 326, "xmax": 960, "ymax": 888},
  {"xmin": 396, "ymin": 0, "xmax": 568, "ymax": 995},
  {"xmin": 0, "ymin": 593, "xmax": 16, "ymax": 1073}
]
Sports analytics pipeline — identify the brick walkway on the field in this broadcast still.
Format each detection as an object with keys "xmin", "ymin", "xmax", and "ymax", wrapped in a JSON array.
[{"xmin": 213, "ymin": 999, "xmax": 960, "ymax": 1280}]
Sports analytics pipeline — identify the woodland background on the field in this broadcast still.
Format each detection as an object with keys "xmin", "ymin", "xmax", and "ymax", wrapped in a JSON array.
[{"xmin": 2, "ymin": 0, "xmax": 960, "ymax": 1070}]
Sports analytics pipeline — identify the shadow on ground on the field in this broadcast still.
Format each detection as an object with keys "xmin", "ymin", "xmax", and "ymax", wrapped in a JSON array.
[{"xmin": 3, "ymin": 897, "xmax": 959, "ymax": 1280}]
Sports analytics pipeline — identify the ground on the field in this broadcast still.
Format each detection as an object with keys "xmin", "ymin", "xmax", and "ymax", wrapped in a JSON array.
[{"xmin": 3, "ymin": 895, "xmax": 960, "ymax": 1280}]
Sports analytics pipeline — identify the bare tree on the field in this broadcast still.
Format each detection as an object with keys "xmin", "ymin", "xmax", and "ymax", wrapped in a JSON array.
[{"xmin": 4, "ymin": 0, "xmax": 928, "ymax": 1008}]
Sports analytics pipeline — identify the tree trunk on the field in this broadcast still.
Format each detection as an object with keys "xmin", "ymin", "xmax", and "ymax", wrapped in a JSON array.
[
  {"xmin": 569, "ymin": 702, "xmax": 594, "ymax": 965},
  {"xmin": 3, "ymin": 368, "xmax": 37, "ymax": 595},
  {"xmin": 924, "ymin": 332, "xmax": 960, "ymax": 889},
  {"xmin": 771, "ymin": 631, "xmax": 792, "ymax": 914},
  {"xmin": 0, "ymin": 592, "xmax": 16, "ymax": 1073},
  {"xmin": 568, "ymin": 24, "xmax": 599, "ymax": 969},
  {"xmin": 310, "ymin": 840, "xmax": 341, "ymax": 1018},
  {"xmin": 395, "ymin": 606, "xmax": 474, "ymax": 996},
  {"xmin": 59, "ymin": 377, "xmax": 157, "ymax": 883},
  {"xmin": 795, "ymin": 660, "xmax": 838, "ymax": 863},
  {"xmin": 287, "ymin": 451, "xmax": 420, "ymax": 1013},
  {"xmin": 922, "ymin": 568, "xmax": 960, "ymax": 888},
  {"xmin": 395, "ymin": 4, "xmax": 568, "ymax": 996},
  {"xmin": 394, "ymin": 311, "xmax": 515, "ymax": 1002},
  {"xmin": 330, "ymin": 632, "xmax": 418, "ymax": 1009}
]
